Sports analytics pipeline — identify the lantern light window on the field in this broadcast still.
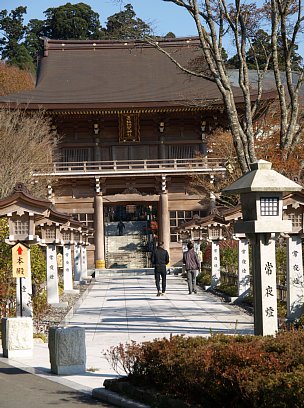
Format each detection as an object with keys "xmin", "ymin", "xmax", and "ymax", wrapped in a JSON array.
[
  {"xmin": 14, "ymin": 218, "xmax": 29, "ymax": 235},
  {"xmin": 62, "ymin": 231, "xmax": 71, "ymax": 241},
  {"xmin": 260, "ymin": 197, "xmax": 279, "ymax": 216}
]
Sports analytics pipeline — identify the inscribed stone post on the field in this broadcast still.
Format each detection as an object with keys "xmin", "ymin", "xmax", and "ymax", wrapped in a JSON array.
[
  {"xmin": 238, "ymin": 238, "xmax": 251, "ymax": 298},
  {"xmin": 74, "ymin": 244, "xmax": 82, "ymax": 282},
  {"xmin": 80, "ymin": 245, "xmax": 88, "ymax": 281},
  {"xmin": 46, "ymin": 244, "xmax": 59, "ymax": 304},
  {"xmin": 287, "ymin": 235, "xmax": 304, "ymax": 320},
  {"xmin": 252, "ymin": 234, "xmax": 278, "ymax": 336},
  {"xmin": 63, "ymin": 244, "xmax": 73, "ymax": 291},
  {"xmin": 211, "ymin": 241, "xmax": 220, "ymax": 287}
]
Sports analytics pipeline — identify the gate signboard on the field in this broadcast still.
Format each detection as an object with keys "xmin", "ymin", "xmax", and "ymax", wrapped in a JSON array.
[{"xmin": 12, "ymin": 243, "xmax": 29, "ymax": 278}]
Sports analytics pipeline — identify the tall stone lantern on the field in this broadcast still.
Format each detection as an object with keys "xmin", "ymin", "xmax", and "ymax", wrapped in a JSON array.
[{"xmin": 223, "ymin": 160, "xmax": 302, "ymax": 336}]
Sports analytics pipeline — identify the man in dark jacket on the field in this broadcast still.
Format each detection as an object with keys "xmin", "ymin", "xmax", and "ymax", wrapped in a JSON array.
[
  {"xmin": 151, "ymin": 241, "xmax": 169, "ymax": 296},
  {"xmin": 183, "ymin": 242, "xmax": 200, "ymax": 294}
]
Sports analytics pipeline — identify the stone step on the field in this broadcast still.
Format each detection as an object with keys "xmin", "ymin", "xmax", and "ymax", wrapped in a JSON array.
[
  {"xmin": 105, "ymin": 221, "xmax": 148, "ymax": 236},
  {"xmin": 94, "ymin": 268, "xmax": 155, "ymax": 277}
]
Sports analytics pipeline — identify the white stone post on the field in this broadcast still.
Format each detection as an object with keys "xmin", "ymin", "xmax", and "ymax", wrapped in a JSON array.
[
  {"xmin": 211, "ymin": 241, "xmax": 220, "ymax": 287},
  {"xmin": 251, "ymin": 234, "xmax": 278, "ymax": 336},
  {"xmin": 74, "ymin": 244, "xmax": 82, "ymax": 283},
  {"xmin": 63, "ymin": 244, "xmax": 74, "ymax": 292},
  {"xmin": 2, "ymin": 317, "xmax": 33, "ymax": 358},
  {"xmin": 238, "ymin": 237, "xmax": 251, "ymax": 298},
  {"xmin": 16, "ymin": 247, "xmax": 32, "ymax": 318},
  {"xmin": 80, "ymin": 245, "xmax": 88, "ymax": 281},
  {"xmin": 46, "ymin": 244, "xmax": 59, "ymax": 304},
  {"xmin": 287, "ymin": 235, "xmax": 304, "ymax": 320}
]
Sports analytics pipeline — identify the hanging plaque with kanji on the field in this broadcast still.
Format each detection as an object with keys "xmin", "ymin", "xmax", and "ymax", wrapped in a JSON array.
[
  {"xmin": 12, "ymin": 243, "xmax": 29, "ymax": 278},
  {"xmin": 119, "ymin": 113, "xmax": 140, "ymax": 142}
]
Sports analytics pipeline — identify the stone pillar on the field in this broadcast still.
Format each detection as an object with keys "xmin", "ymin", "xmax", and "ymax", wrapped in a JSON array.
[
  {"xmin": 238, "ymin": 237, "xmax": 251, "ymax": 298},
  {"xmin": 80, "ymin": 245, "xmax": 88, "ymax": 280},
  {"xmin": 211, "ymin": 241, "xmax": 220, "ymax": 287},
  {"xmin": 2, "ymin": 317, "xmax": 33, "ymax": 358},
  {"xmin": 16, "ymin": 248, "xmax": 32, "ymax": 318},
  {"xmin": 159, "ymin": 191, "xmax": 170, "ymax": 254},
  {"xmin": 286, "ymin": 235, "xmax": 304, "ymax": 320},
  {"xmin": 251, "ymin": 234, "xmax": 278, "ymax": 336},
  {"xmin": 95, "ymin": 192, "xmax": 105, "ymax": 268},
  {"xmin": 48, "ymin": 326, "xmax": 86, "ymax": 375},
  {"xmin": 46, "ymin": 244, "xmax": 59, "ymax": 304},
  {"xmin": 63, "ymin": 245, "xmax": 74, "ymax": 292},
  {"xmin": 74, "ymin": 244, "xmax": 82, "ymax": 282}
]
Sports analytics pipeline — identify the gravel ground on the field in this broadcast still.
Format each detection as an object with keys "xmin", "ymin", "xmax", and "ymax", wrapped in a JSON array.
[{"xmin": 33, "ymin": 281, "xmax": 92, "ymax": 338}]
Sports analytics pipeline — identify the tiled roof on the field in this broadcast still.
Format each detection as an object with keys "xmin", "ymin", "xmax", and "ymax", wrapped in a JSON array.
[{"xmin": 0, "ymin": 37, "xmax": 270, "ymax": 110}]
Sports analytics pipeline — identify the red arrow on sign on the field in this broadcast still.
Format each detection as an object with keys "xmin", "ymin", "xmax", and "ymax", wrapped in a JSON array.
[{"xmin": 17, "ymin": 246, "xmax": 23, "ymax": 255}]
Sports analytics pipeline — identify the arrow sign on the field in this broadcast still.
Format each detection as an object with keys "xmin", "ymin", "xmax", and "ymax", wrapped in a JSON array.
[{"xmin": 12, "ymin": 243, "xmax": 29, "ymax": 278}]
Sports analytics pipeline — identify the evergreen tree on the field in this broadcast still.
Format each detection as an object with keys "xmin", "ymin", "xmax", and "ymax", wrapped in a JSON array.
[
  {"xmin": 42, "ymin": 2, "xmax": 102, "ymax": 40},
  {"xmin": 104, "ymin": 4, "xmax": 152, "ymax": 40},
  {"xmin": 0, "ymin": 6, "xmax": 34, "ymax": 71}
]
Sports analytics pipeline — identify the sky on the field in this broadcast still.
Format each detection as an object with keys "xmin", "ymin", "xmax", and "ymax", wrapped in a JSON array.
[{"xmin": 0, "ymin": 0, "xmax": 198, "ymax": 38}]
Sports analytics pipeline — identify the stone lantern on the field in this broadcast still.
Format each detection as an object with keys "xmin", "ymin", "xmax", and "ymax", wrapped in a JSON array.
[
  {"xmin": 223, "ymin": 160, "xmax": 302, "ymax": 335},
  {"xmin": 0, "ymin": 184, "xmax": 52, "ymax": 318},
  {"xmin": 207, "ymin": 223, "xmax": 225, "ymax": 241}
]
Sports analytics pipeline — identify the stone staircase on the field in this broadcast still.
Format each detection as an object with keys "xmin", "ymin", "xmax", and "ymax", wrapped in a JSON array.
[{"xmin": 105, "ymin": 221, "xmax": 150, "ymax": 269}]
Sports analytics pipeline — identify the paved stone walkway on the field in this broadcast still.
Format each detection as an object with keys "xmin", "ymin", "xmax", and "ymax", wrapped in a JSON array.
[{"xmin": 0, "ymin": 273, "xmax": 253, "ymax": 398}]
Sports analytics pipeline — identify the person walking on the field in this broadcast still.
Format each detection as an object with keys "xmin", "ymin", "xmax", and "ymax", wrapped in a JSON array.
[
  {"xmin": 183, "ymin": 242, "xmax": 200, "ymax": 294},
  {"xmin": 117, "ymin": 220, "xmax": 125, "ymax": 236},
  {"xmin": 151, "ymin": 241, "xmax": 169, "ymax": 296}
]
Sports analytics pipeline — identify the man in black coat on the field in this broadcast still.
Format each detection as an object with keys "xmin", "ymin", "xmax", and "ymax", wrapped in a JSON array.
[{"xmin": 151, "ymin": 241, "xmax": 169, "ymax": 296}]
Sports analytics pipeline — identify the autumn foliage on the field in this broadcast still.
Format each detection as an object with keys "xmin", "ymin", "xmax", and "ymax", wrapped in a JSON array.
[{"xmin": 0, "ymin": 62, "xmax": 34, "ymax": 96}]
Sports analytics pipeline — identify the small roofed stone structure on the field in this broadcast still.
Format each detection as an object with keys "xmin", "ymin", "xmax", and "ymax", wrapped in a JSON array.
[{"xmin": 223, "ymin": 160, "xmax": 302, "ymax": 336}]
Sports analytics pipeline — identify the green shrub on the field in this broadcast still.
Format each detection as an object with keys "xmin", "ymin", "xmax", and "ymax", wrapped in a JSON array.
[
  {"xmin": 217, "ymin": 283, "xmax": 238, "ymax": 297},
  {"xmin": 220, "ymin": 245, "xmax": 238, "ymax": 273},
  {"xmin": 197, "ymin": 272, "xmax": 211, "ymax": 286},
  {"xmin": 107, "ymin": 331, "xmax": 304, "ymax": 407}
]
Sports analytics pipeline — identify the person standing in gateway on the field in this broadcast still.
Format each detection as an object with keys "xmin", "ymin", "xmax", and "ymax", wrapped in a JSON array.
[
  {"xmin": 183, "ymin": 242, "xmax": 200, "ymax": 294},
  {"xmin": 151, "ymin": 241, "xmax": 169, "ymax": 296}
]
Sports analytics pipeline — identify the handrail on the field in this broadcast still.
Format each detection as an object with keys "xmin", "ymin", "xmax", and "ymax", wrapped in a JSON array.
[{"xmin": 33, "ymin": 157, "xmax": 228, "ymax": 177}]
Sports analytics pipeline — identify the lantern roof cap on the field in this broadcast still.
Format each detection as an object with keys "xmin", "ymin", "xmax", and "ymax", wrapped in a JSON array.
[{"xmin": 223, "ymin": 160, "xmax": 302, "ymax": 194}]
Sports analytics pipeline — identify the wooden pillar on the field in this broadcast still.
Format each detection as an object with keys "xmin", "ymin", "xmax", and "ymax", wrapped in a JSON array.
[
  {"xmin": 95, "ymin": 192, "xmax": 105, "ymax": 268},
  {"xmin": 159, "ymin": 176, "xmax": 170, "ymax": 255}
]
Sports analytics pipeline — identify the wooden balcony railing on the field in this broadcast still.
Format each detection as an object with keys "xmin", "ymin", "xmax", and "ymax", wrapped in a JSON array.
[{"xmin": 33, "ymin": 157, "xmax": 227, "ymax": 178}]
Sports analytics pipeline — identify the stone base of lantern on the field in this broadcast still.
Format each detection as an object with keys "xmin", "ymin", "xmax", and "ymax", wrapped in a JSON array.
[{"xmin": 1, "ymin": 317, "xmax": 33, "ymax": 358}]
